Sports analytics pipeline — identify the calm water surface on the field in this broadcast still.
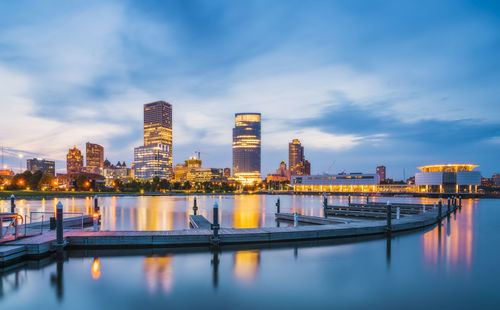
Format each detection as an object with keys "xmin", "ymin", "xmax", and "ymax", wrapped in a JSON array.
[{"xmin": 0, "ymin": 195, "xmax": 499, "ymax": 309}]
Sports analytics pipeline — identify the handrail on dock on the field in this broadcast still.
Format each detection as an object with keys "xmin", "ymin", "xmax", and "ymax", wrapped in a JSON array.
[{"xmin": 0, "ymin": 213, "xmax": 23, "ymax": 242}]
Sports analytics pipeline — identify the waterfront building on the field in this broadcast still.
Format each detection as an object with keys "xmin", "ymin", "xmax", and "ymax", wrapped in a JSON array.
[
  {"xmin": 102, "ymin": 161, "xmax": 133, "ymax": 186},
  {"xmin": 376, "ymin": 165, "xmax": 386, "ymax": 182},
  {"xmin": 224, "ymin": 168, "xmax": 231, "ymax": 178},
  {"xmin": 291, "ymin": 172, "xmax": 382, "ymax": 192},
  {"xmin": 174, "ymin": 157, "xmax": 224, "ymax": 183},
  {"xmin": 67, "ymin": 146, "xmax": 83, "ymax": 174},
  {"xmin": 0, "ymin": 169, "xmax": 14, "ymax": 177},
  {"xmin": 133, "ymin": 101, "xmax": 173, "ymax": 180},
  {"xmin": 27, "ymin": 158, "xmax": 55, "ymax": 176},
  {"xmin": 288, "ymin": 139, "xmax": 311, "ymax": 175},
  {"xmin": 86, "ymin": 142, "xmax": 104, "ymax": 174},
  {"xmin": 266, "ymin": 160, "xmax": 291, "ymax": 183},
  {"xmin": 493, "ymin": 174, "xmax": 500, "ymax": 187},
  {"xmin": 415, "ymin": 164, "xmax": 481, "ymax": 193},
  {"xmin": 232, "ymin": 113, "xmax": 261, "ymax": 185},
  {"xmin": 134, "ymin": 144, "xmax": 171, "ymax": 180}
]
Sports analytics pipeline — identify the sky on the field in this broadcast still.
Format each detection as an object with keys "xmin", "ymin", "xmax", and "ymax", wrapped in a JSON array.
[{"xmin": 0, "ymin": 0, "xmax": 499, "ymax": 179}]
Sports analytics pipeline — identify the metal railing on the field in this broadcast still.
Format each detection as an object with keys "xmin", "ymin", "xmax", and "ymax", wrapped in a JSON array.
[
  {"xmin": 29, "ymin": 211, "xmax": 85, "ymax": 232},
  {"xmin": 1, "ymin": 213, "xmax": 23, "ymax": 241}
]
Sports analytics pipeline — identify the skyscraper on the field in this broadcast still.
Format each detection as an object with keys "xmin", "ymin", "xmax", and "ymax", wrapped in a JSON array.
[
  {"xmin": 27, "ymin": 158, "xmax": 55, "ymax": 176},
  {"xmin": 289, "ymin": 139, "xmax": 310, "ymax": 175},
  {"xmin": 67, "ymin": 146, "xmax": 83, "ymax": 174},
  {"xmin": 86, "ymin": 142, "xmax": 104, "ymax": 174},
  {"xmin": 134, "ymin": 101, "xmax": 173, "ymax": 180},
  {"xmin": 232, "ymin": 113, "xmax": 261, "ymax": 184},
  {"xmin": 376, "ymin": 165, "xmax": 386, "ymax": 182}
]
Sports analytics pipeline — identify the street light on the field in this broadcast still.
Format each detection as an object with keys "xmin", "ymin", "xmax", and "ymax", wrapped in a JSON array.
[{"xmin": 18, "ymin": 154, "xmax": 23, "ymax": 174}]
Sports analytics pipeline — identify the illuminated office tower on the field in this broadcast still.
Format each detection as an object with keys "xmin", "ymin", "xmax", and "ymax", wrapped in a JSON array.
[
  {"xmin": 134, "ymin": 144, "xmax": 171, "ymax": 180},
  {"xmin": 134, "ymin": 101, "xmax": 173, "ymax": 180},
  {"xmin": 27, "ymin": 158, "xmax": 55, "ymax": 176},
  {"xmin": 232, "ymin": 113, "xmax": 261, "ymax": 185},
  {"xmin": 376, "ymin": 165, "xmax": 386, "ymax": 182},
  {"xmin": 86, "ymin": 142, "xmax": 104, "ymax": 174},
  {"xmin": 289, "ymin": 139, "xmax": 310, "ymax": 175},
  {"xmin": 67, "ymin": 146, "xmax": 83, "ymax": 174}
]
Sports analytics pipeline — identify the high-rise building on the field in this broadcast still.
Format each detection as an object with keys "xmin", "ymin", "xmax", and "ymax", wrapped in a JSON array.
[
  {"xmin": 86, "ymin": 142, "xmax": 104, "ymax": 174},
  {"xmin": 67, "ymin": 146, "xmax": 83, "ymax": 174},
  {"xmin": 232, "ymin": 113, "xmax": 261, "ymax": 185},
  {"xmin": 289, "ymin": 139, "xmax": 310, "ymax": 175},
  {"xmin": 133, "ymin": 101, "xmax": 173, "ymax": 180},
  {"xmin": 27, "ymin": 158, "xmax": 55, "ymax": 176},
  {"xmin": 376, "ymin": 166, "xmax": 386, "ymax": 182},
  {"xmin": 134, "ymin": 144, "xmax": 171, "ymax": 180}
]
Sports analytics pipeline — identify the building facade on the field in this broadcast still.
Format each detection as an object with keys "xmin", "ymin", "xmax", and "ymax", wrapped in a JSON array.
[
  {"xmin": 27, "ymin": 158, "xmax": 55, "ymax": 176},
  {"xmin": 288, "ymin": 139, "xmax": 310, "ymax": 175},
  {"xmin": 86, "ymin": 142, "xmax": 104, "ymax": 174},
  {"xmin": 232, "ymin": 113, "xmax": 261, "ymax": 185},
  {"xmin": 174, "ymin": 157, "xmax": 224, "ymax": 183},
  {"xmin": 134, "ymin": 101, "xmax": 173, "ymax": 180},
  {"xmin": 266, "ymin": 160, "xmax": 291, "ymax": 183},
  {"xmin": 291, "ymin": 172, "xmax": 381, "ymax": 192},
  {"xmin": 134, "ymin": 144, "xmax": 171, "ymax": 180},
  {"xmin": 376, "ymin": 166, "xmax": 386, "ymax": 182},
  {"xmin": 67, "ymin": 146, "xmax": 83, "ymax": 174},
  {"xmin": 415, "ymin": 164, "xmax": 481, "ymax": 193}
]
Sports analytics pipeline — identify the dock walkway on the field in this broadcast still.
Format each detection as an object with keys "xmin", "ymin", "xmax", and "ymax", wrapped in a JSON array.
[{"xmin": 189, "ymin": 215, "xmax": 212, "ymax": 229}]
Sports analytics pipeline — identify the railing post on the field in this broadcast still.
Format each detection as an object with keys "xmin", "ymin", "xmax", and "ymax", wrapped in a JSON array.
[
  {"xmin": 396, "ymin": 206, "xmax": 400, "ymax": 220},
  {"xmin": 422, "ymin": 204, "xmax": 426, "ymax": 214},
  {"xmin": 93, "ymin": 212, "xmax": 99, "ymax": 232},
  {"xmin": 10, "ymin": 194, "xmax": 15, "ymax": 213},
  {"xmin": 348, "ymin": 194, "xmax": 351, "ymax": 206},
  {"xmin": 386, "ymin": 202, "xmax": 392, "ymax": 232},
  {"xmin": 294, "ymin": 212, "xmax": 298, "ymax": 227},
  {"xmin": 211, "ymin": 202, "xmax": 220, "ymax": 245},
  {"xmin": 459, "ymin": 196, "xmax": 462, "ymax": 209},
  {"xmin": 56, "ymin": 202, "xmax": 64, "ymax": 247},
  {"xmin": 276, "ymin": 197, "xmax": 280, "ymax": 214},
  {"xmin": 193, "ymin": 197, "xmax": 198, "ymax": 215},
  {"xmin": 366, "ymin": 195, "xmax": 369, "ymax": 204}
]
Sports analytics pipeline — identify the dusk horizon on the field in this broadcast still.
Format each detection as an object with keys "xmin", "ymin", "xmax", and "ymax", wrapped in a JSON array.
[{"xmin": 1, "ymin": 0, "xmax": 499, "ymax": 179}]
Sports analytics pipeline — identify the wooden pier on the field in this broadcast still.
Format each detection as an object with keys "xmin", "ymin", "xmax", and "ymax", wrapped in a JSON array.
[
  {"xmin": 189, "ymin": 215, "xmax": 212, "ymax": 229},
  {"xmin": 0, "ymin": 200, "xmax": 459, "ymax": 267}
]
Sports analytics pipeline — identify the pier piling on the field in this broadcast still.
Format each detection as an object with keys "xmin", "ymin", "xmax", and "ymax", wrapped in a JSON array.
[
  {"xmin": 447, "ymin": 198, "xmax": 451, "ymax": 216},
  {"xmin": 211, "ymin": 202, "xmax": 220, "ymax": 245},
  {"xmin": 56, "ymin": 202, "xmax": 64, "ymax": 247},
  {"xmin": 459, "ymin": 196, "xmax": 462, "ymax": 209},
  {"xmin": 276, "ymin": 197, "xmax": 280, "ymax": 214},
  {"xmin": 323, "ymin": 195, "xmax": 327, "ymax": 218},
  {"xmin": 348, "ymin": 195, "xmax": 351, "ymax": 206},
  {"xmin": 386, "ymin": 202, "xmax": 392, "ymax": 232},
  {"xmin": 94, "ymin": 195, "xmax": 99, "ymax": 213},
  {"xmin": 438, "ymin": 199, "xmax": 442, "ymax": 221},
  {"xmin": 294, "ymin": 212, "xmax": 298, "ymax": 227},
  {"xmin": 396, "ymin": 207, "xmax": 400, "ymax": 220},
  {"xmin": 193, "ymin": 197, "xmax": 198, "ymax": 215},
  {"xmin": 10, "ymin": 194, "xmax": 15, "ymax": 213}
]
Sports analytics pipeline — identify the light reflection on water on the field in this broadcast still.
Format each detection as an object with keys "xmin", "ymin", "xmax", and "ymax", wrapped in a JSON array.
[{"xmin": 1, "ymin": 195, "xmax": 498, "ymax": 310}]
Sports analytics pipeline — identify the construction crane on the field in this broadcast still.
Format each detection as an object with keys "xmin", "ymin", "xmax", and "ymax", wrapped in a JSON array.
[
  {"xmin": 325, "ymin": 160, "xmax": 336, "ymax": 175},
  {"xmin": 194, "ymin": 150, "xmax": 210, "ymax": 160}
]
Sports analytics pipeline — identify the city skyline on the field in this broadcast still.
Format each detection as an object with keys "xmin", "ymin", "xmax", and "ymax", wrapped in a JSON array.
[{"xmin": 0, "ymin": 1, "xmax": 499, "ymax": 179}]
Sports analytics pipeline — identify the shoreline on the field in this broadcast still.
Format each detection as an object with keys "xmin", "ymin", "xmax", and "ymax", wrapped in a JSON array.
[{"xmin": 1, "ymin": 190, "xmax": 498, "ymax": 200}]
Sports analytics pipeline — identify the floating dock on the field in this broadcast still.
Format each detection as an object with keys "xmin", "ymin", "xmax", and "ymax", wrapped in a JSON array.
[{"xmin": 0, "ymin": 201, "xmax": 459, "ymax": 266}]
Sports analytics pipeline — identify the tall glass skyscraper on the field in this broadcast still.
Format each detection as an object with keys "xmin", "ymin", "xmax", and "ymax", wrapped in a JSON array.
[
  {"xmin": 134, "ymin": 101, "xmax": 173, "ymax": 180},
  {"xmin": 232, "ymin": 113, "xmax": 261, "ymax": 184}
]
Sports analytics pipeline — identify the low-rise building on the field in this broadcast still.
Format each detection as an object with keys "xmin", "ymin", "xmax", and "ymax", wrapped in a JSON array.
[
  {"xmin": 291, "ymin": 172, "xmax": 382, "ymax": 192},
  {"xmin": 174, "ymin": 157, "xmax": 224, "ymax": 183},
  {"xmin": 415, "ymin": 164, "xmax": 481, "ymax": 193}
]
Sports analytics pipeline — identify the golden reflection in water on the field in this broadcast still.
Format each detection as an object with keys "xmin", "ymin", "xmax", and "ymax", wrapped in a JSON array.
[
  {"xmin": 233, "ymin": 250, "xmax": 260, "ymax": 283},
  {"xmin": 143, "ymin": 256, "xmax": 173, "ymax": 293},
  {"xmin": 233, "ymin": 195, "xmax": 261, "ymax": 228},
  {"xmin": 91, "ymin": 258, "xmax": 101, "ymax": 280},
  {"xmin": 422, "ymin": 200, "xmax": 475, "ymax": 270},
  {"xmin": 135, "ymin": 197, "xmax": 175, "ymax": 230}
]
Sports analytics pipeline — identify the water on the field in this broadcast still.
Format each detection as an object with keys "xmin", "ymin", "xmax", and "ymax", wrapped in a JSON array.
[{"xmin": 1, "ymin": 195, "xmax": 499, "ymax": 309}]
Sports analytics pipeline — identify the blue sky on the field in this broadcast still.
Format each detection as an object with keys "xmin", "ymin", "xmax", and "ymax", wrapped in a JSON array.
[{"xmin": 0, "ymin": 0, "xmax": 499, "ymax": 179}]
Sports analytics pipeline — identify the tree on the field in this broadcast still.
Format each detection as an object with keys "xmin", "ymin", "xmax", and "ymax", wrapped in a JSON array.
[
  {"xmin": 29, "ymin": 170, "xmax": 43, "ymax": 190},
  {"xmin": 76, "ymin": 175, "xmax": 89, "ymax": 190},
  {"xmin": 38, "ymin": 172, "xmax": 54, "ymax": 189}
]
